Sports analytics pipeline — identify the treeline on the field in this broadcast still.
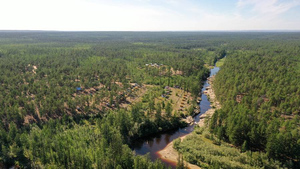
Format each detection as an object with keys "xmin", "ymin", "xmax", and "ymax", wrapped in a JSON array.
[
  {"xmin": 1, "ymin": 111, "xmax": 176, "ymax": 168},
  {"xmin": 211, "ymin": 38, "xmax": 300, "ymax": 168}
]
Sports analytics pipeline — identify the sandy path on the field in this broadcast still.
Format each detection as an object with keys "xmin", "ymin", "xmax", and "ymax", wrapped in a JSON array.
[{"xmin": 157, "ymin": 75, "xmax": 221, "ymax": 169}]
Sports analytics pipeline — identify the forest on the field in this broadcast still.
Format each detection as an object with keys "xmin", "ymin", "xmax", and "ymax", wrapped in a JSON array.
[
  {"xmin": 210, "ymin": 37, "xmax": 300, "ymax": 167},
  {"xmin": 0, "ymin": 31, "xmax": 224, "ymax": 168},
  {"xmin": 174, "ymin": 32, "xmax": 300, "ymax": 169},
  {"xmin": 1, "ymin": 31, "xmax": 299, "ymax": 168}
]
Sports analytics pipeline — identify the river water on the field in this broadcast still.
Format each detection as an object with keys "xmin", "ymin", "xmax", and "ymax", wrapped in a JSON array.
[{"xmin": 132, "ymin": 66, "xmax": 220, "ymax": 168}]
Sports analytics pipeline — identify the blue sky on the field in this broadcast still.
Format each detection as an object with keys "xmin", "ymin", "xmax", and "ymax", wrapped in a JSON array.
[{"xmin": 0, "ymin": 0, "xmax": 299, "ymax": 31}]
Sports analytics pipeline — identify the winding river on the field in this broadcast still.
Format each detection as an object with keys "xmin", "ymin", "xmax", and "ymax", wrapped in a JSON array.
[{"xmin": 132, "ymin": 65, "xmax": 220, "ymax": 168}]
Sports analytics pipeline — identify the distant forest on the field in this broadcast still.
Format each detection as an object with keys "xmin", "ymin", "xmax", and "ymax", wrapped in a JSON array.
[{"xmin": 0, "ymin": 32, "xmax": 299, "ymax": 168}]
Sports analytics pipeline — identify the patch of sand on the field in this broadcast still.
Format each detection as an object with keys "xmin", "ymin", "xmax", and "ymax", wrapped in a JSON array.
[
  {"xmin": 171, "ymin": 67, "xmax": 183, "ymax": 75},
  {"xmin": 157, "ymin": 135, "xmax": 200, "ymax": 169},
  {"xmin": 32, "ymin": 65, "xmax": 37, "ymax": 74}
]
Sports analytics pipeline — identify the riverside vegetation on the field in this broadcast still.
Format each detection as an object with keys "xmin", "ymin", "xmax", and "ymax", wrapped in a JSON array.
[{"xmin": 174, "ymin": 33, "xmax": 300, "ymax": 169}]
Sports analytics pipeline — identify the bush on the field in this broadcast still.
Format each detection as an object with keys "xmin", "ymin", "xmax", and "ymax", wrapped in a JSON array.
[
  {"xmin": 194, "ymin": 126, "xmax": 204, "ymax": 135},
  {"xmin": 173, "ymin": 138, "xmax": 181, "ymax": 150}
]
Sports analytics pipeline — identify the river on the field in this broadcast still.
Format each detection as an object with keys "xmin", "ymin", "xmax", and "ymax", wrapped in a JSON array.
[{"xmin": 132, "ymin": 65, "xmax": 220, "ymax": 168}]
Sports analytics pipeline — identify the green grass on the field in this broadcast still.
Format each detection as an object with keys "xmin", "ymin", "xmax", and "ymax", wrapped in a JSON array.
[{"xmin": 216, "ymin": 57, "xmax": 226, "ymax": 67}]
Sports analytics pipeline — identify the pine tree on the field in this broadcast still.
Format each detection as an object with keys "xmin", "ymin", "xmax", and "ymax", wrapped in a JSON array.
[{"xmin": 176, "ymin": 154, "xmax": 187, "ymax": 169}]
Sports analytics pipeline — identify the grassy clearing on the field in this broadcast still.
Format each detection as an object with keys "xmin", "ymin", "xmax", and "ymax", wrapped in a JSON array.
[
  {"xmin": 215, "ymin": 57, "xmax": 226, "ymax": 67},
  {"xmin": 173, "ymin": 127, "xmax": 282, "ymax": 169}
]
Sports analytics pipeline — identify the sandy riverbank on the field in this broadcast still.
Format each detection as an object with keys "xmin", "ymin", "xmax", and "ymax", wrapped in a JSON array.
[
  {"xmin": 157, "ymin": 135, "xmax": 200, "ymax": 169},
  {"xmin": 198, "ymin": 75, "xmax": 221, "ymax": 127},
  {"xmin": 156, "ymin": 75, "xmax": 221, "ymax": 169}
]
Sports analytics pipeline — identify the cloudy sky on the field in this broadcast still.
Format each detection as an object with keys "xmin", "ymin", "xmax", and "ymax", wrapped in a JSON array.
[{"xmin": 0, "ymin": 0, "xmax": 299, "ymax": 31}]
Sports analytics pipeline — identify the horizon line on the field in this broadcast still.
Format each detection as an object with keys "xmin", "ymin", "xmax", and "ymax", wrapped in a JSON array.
[{"xmin": 1, "ymin": 30, "xmax": 300, "ymax": 33}]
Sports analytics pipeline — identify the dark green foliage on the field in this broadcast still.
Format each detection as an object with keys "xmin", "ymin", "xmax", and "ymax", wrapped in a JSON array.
[
  {"xmin": 0, "ymin": 31, "xmax": 216, "ymax": 168},
  {"xmin": 176, "ymin": 154, "xmax": 187, "ymax": 169},
  {"xmin": 165, "ymin": 102, "xmax": 172, "ymax": 118},
  {"xmin": 0, "ymin": 111, "xmax": 175, "ymax": 169},
  {"xmin": 211, "ymin": 36, "xmax": 300, "ymax": 167}
]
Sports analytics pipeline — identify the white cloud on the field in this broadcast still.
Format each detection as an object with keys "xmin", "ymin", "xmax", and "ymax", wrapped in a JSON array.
[
  {"xmin": 232, "ymin": 0, "xmax": 300, "ymax": 30},
  {"xmin": 237, "ymin": 0, "xmax": 300, "ymax": 15},
  {"xmin": 0, "ymin": 0, "xmax": 299, "ymax": 31}
]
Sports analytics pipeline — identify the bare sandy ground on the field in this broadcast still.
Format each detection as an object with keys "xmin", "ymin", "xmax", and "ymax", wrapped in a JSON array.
[
  {"xmin": 157, "ymin": 135, "xmax": 200, "ymax": 169},
  {"xmin": 157, "ymin": 75, "xmax": 221, "ymax": 169}
]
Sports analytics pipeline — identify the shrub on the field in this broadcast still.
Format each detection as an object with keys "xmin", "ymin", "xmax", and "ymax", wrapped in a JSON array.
[{"xmin": 173, "ymin": 138, "xmax": 181, "ymax": 150}]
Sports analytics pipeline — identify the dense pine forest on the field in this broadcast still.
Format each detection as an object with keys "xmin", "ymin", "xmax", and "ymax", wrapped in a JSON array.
[
  {"xmin": 1, "ymin": 31, "xmax": 300, "ymax": 168},
  {"xmin": 210, "ymin": 37, "xmax": 300, "ymax": 167},
  {"xmin": 0, "ymin": 31, "xmax": 224, "ymax": 168},
  {"xmin": 173, "ymin": 32, "xmax": 300, "ymax": 169}
]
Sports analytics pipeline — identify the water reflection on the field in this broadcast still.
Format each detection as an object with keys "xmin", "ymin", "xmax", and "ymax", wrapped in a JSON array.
[
  {"xmin": 133, "ymin": 66, "xmax": 220, "ymax": 168},
  {"xmin": 156, "ymin": 136, "xmax": 162, "ymax": 145},
  {"xmin": 165, "ymin": 134, "xmax": 171, "ymax": 144},
  {"xmin": 148, "ymin": 139, "xmax": 153, "ymax": 148}
]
